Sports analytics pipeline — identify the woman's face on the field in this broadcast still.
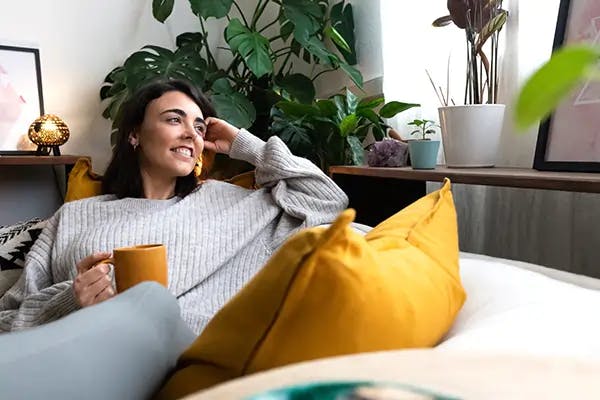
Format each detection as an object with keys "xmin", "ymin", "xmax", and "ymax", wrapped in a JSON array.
[{"xmin": 132, "ymin": 90, "xmax": 207, "ymax": 178}]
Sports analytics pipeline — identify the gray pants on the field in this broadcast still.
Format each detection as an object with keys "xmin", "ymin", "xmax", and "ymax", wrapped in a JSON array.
[{"xmin": 0, "ymin": 282, "xmax": 195, "ymax": 400}]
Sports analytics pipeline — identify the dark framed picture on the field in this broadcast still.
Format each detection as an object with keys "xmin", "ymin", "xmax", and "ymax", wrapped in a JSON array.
[
  {"xmin": 534, "ymin": 0, "xmax": 600, "ymax": 172},
  {"xmin": 0, "ymin": 44, "xmax": 44, "ymax": 153}
]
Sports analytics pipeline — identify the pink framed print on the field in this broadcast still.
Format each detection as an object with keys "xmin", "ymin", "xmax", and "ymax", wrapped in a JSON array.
[
  {"xmin": 0, "ymin": 45, "xmax": 45, "ymax": 154},
  {"xmin": 535, "ymin": 0, "xmax": 600, "ymax": 172}
]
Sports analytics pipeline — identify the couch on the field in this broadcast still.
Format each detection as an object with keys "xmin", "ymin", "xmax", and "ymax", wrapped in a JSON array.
[{"xmin": 1, "ymin": 251, "xmax": 599, "ymax": 399}]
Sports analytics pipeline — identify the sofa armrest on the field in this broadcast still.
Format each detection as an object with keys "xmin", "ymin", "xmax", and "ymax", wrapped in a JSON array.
[{"xmin": 0, "ymin": 282, "xmax": 195, "ymax": 400}]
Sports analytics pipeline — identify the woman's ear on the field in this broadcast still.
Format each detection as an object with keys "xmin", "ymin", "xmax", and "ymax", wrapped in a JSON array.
[{"xmin": 128, "ymin": 132, "xmax": 139, "ymax": 149}]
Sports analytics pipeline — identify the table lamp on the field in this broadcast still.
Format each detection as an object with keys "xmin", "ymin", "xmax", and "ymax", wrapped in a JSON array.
[{"xmin": 28, "ymin": 114, "xmax": 70, "ymax": 156}]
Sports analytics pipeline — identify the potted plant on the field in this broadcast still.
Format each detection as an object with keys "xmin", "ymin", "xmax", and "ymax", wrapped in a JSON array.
[
  {"xmin": 432, "ymin": 0, "xmax": 508, "ymax": 167},
  {"xmin": 407, "ymin": 119, "xmax": 440, "ymax": 169},
  {"xmin": 271, "ymin": 89, "xmax": 419, "ymax": 171},
  {"xmin": 99, "ymin": 0, "xmax": 361, "ymax": 177}
]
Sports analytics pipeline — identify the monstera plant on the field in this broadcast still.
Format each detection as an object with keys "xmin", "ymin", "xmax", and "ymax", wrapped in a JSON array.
[
  {"xmin": 270, "ymin": 89, "xmax": 419, "ymax": 171},
  {"xmin": 100, "ymin": 0, "xmax": 360, "ymax": 145}
]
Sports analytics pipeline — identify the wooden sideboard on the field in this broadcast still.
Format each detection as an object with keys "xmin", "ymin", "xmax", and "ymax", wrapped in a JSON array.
[{"xmin": 329, "ymin": 166, "xmax": 600, "ymax": 226}]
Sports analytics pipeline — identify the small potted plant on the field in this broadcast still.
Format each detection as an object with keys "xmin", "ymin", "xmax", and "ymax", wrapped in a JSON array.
[{"xmin": 407, "ymin": 119, "xmax": 440, "ymax": 170}]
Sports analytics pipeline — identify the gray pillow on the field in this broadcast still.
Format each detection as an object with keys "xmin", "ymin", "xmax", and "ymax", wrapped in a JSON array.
[{"xmin": 0, "ymin": 282, "xmax": 195, "ymax": 400}]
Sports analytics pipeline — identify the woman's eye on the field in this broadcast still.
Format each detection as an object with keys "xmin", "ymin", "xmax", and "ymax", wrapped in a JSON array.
[
  {"xmin": 167, "ymin": 116, "xmax": 181, "ymax": 123},
  {"xmin": 195, "ymin": 125, "xmax": 206, "ymax": 136}
]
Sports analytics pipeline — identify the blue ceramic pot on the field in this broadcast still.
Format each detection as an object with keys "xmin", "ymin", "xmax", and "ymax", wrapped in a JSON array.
[{"xmin": 408, "ymin": 140, "xmax": 440, "ymax": 170}]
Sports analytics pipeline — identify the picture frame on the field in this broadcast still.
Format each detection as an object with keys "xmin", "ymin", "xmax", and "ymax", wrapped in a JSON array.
[
  {"xmin": 0, "ymin": 44, "xmax": 44, "ymax": 154},
  {"xmin": 534, "ymin": 0, "xmax": 600, "ymax": 172}
]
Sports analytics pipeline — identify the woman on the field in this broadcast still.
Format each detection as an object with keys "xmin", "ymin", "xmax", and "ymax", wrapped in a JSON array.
[{"xmin": 0, "ymin": 79, "xmax": 348, "ymax": 333}]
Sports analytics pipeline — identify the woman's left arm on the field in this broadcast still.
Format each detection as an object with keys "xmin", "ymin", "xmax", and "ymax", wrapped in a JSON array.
[{"xmin": 204, "ymin": 118, "xmax": 348, "ymax": 226}]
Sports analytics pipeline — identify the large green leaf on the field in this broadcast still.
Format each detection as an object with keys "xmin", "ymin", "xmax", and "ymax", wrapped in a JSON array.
[
  {"xmin": 296, "ymin": 31, "xmax": 339, "ymax": 65},
  {"xmin": 189, "ymin": 0, "xmax": 234, "ymax": 19},
  {"xmin": 339, "ymin": 114, "xmax": 359, "ymax": 136},
  {"xmin": 358, "ymin": 96, "xmax": 385, "ymax": 110},
  {"xmin": 339, "ymin": 62, "xmax": 363, "ymax": 88},
  {"xmin": 225, "ymin": 19, "xmax": 273, "ymax": 78},
  {"xmin": 211, "ymin": 78, "xmax": 256, "ymax": 127},
  {"xmin": 153, "ymin": 0, "xmax": 174, "ymax": 22},
  {"xmin": 346, "ymin": 135, "xmax": 364, "ymax": 165},
  {"xmin": 277, "ymin": 74, "xmax": 316, "ymax": 104},
  {"xmin": 315, "ymin": 99, "xmax": 337, "ymax": 117},
  {"xmin": 122, "ymin": 45, "xmax": 208, "ymax": 90},
  {"xmin": 275, "ymin": 100, "xmax": 320, "ymax": 117},
  {"xmin": 330, "ymin": 1, "xmax": 357, "ymax": 65},
  {"xmin": 212, "ymin": 93, "xmax": 256, "ymax": 128},
  {"xmin": 280, "ymin": 20, "xmax": 295, "ymax": 42},
  {"xmin": 270, "ymin": 108, "xmax": 314, "ymax": 156},
  {"xmin": 176, "ymin": 32, "xmax": 204, "ymax": 51},
  {"xmin": 324, "ymin": 26, "xmax": 350, "ymax": 53},
  {"xmin": 357, "ymin": 108, "xmax": 380, "ymax": 125},
  {"xmin": 345, "ymin": 88, "xmax": 359, "ymax": 114},
  {"xmin": 379, "ymin": 101, "xmax": 420, "ymax": 118},
  {"xmin": 282, "ymin": 0, "xmax": 323, "ymax": 37},
  {"xmin": 515, "ymin": 45, "xmax": 599, "ymax": 130},
  {"xmin": 333, "ymin": 94, "xmax": 347, "ymax": 122},
  {"xmin": 211, "ymin": 77, "xmax": 234, "ymax": 94}
]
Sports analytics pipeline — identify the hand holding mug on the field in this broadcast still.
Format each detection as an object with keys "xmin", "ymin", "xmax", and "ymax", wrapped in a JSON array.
[{"xmin": 73, "ymin": 252, "xmax": 115, "ymax": 307}]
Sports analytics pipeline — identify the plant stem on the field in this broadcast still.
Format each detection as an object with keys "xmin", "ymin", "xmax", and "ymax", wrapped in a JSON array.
[
  {"xmin": 269, "ymin": 34, "xmax": 284, "ymax": 43},
  {"xmin": 199, "ymin": 18, "xmax": 217, "ymax": 69},
  {"xmin": 232, "ymin": 1, "xmax": 250, "ymax": 27},
  {"xmin": 260, "ymin": 15, "xmax": 280, "ymax": 33},
  {"xmin": 251, "ymin": 0, "xmax": 269, "ymax": 30},
  {"xmin": 278, "ymin": 50, "xmax": 293, "ymax": 75},
  {"xmin": 312, "ymin": 68, "xmax": 336, "ymax": 82},
  {"xmin": 470, "ymin": 36, "xmax": 480, "ymax": 104},
  {"xmin": 493, "ymin": 30, "xmax": 500, "ymax": 103}
]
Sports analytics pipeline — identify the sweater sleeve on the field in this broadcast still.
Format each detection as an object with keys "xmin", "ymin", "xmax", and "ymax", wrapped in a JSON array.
[
  {"xmin": 228, "ymin": 129, "xmax": 349, "ymax": 227},
  {"xmin": 0, "ymin": 214, "xmax": 80, "ymax": 332}
]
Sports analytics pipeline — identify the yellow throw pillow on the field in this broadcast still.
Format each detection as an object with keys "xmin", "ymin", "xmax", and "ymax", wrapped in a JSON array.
[
  {"xmin": 64, "ymin": 158, "xmax": 257, "ymax": 203},
  {"xmin": 156, "ymin": 179, "xmax": 466, "ymax": 400},
  {"xmin": 64, "ymin": 158, "xmax": 102, "ymax": 202}
]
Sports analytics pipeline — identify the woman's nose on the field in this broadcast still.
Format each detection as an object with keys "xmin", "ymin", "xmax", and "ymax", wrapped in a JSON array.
[{"xmin": 182, "ymin": 122, "xmax": 196, "ymax": 138}]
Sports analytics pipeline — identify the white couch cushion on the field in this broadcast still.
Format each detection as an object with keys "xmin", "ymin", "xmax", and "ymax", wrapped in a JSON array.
[{"xmin": 439, "ymin": 253, "xmax": 600, "ymax": 360}]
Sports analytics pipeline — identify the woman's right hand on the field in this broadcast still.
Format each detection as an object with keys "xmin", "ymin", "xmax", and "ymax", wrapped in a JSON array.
[{"xmin": 73, "ymin": 252, "xmax": 115, "ymax": 307}]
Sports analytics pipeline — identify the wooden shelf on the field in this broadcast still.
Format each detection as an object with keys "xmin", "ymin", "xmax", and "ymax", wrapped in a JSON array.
[
  {"xmin": 0, "ymin": 155, "xmax": 87, "ymax": 166},
  {"xmin": 329, "ymin": 166, "xmax": 600, "ymax": 194}
]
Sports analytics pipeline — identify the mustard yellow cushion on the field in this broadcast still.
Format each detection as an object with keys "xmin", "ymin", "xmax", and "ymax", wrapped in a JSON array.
[
  {"xmin": 156, "ymin": 179, "xmax": 466, "ymax": 400},
  {"xmin": 64, "ymin": 157, "xmax": 256, "ymax": 203},
  {"xmin": 64, "ymin": 158, "xmax": 102, "ymax": 202}
]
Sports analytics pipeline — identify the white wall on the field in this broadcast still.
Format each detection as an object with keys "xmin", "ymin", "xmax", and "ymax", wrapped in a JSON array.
[
  {"xmin": 1, "ymin": 0, "xmax": 381, "ymax": 172},
  {"xmin": 379, "ymin": 0, "xmax": 561, "ymax": 167},
  {"xmin": 314, "ymin": 0, "xmax": 384, "ymax": 97},
  {"xmin": 0, "ymin": 0, "xmax": 221, "ymax": 172}
]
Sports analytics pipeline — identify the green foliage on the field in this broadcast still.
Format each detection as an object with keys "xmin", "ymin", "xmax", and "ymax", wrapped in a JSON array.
[
  {"xmin": 515, "ymin": 45, "xmax": 600, "ymax": 130},
  {"xmin": 408, "ymin": 119, "xmax": 438, "ymax": 140},
  {"xmin": 271, "ymin": 89, "xmax": 420, "ymax": 170},
  {"xmin": 101, "ymin": 0, "xmax": 360, "ymax": 145}
]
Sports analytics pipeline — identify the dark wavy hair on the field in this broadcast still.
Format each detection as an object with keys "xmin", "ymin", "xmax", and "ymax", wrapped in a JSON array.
[{"xmin": 102, "ymin": 79, "xmax": 216, "ymax": 198}]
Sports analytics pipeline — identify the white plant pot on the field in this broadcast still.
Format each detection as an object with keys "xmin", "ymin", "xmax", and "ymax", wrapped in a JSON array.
[{"xmin": 438, "ymin": 104, "xmax": 505, "ymax": 167}]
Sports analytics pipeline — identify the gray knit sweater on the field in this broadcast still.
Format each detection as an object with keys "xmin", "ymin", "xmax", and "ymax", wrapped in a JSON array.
[{"xmin": 0, "ymin": 130, "xmax": 348, "ymax": 333}]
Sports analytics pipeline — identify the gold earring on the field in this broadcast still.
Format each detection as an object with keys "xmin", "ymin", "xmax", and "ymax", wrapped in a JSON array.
[
  {"xmin": 194, "ymin": 154, "xmax": 203, "ymax": 177},
  {"xmin": 132, "ymin": 142, "xmax": 138, "ymax": 151}
]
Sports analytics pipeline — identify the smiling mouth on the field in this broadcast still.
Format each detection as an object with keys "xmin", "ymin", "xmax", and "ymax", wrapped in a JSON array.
[{"xmin": 171, "ymin": 147, "xmax": 193, "ymax": 158}]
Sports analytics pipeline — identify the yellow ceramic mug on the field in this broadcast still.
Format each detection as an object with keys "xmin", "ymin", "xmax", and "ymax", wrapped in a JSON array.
[{"xmin": 102, "ymin": 244, "xmax": 168, "ymax": 293}]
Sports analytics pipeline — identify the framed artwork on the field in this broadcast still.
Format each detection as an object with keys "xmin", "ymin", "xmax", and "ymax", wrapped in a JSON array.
[
  {"xmin": 534, "ymin": 0, "xmax": 600, "ymax": 172},
  {"xmin": 0, "ymin": 44, "xmax": 44, "ymax": 154}
]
